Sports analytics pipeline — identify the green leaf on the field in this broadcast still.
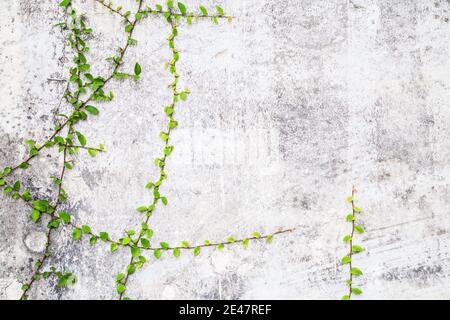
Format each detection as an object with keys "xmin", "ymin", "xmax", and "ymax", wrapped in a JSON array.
[
  {"xmin": 89, "ymin": 236, "xmax": 97, "ymax": 245},
  {"xmin": 30, "ymin": 148, "xmax": 38, "ymax": 156},
  {"xmin": 85, "ymin": 105, "xmax": 99, "ymax": 115},
  {"xmin": 116, "ymin": 273, "xmax": 125, "ymax": 282},
  {"xmin": 351, "ymin": 267, "xmax": 363, "ymax": 276},
  {"xmin": 141, "ymin": 238, "xmax": 150, "ymax": 249},
  {"xmin": 47, "ymin": 219, "xmax": 60, "ymax": 229},
  {"xmin": 76, "ymin": 132, "xmax": 87, "ymax": 146},
  {"xmin": 13, "ymin": 181, "xmax": 20, "ymax": 191},
  {"xmin": 136, "ymin": 206, "xmax": 148, "ymax": 212},
  {"xmin": 160, "ymin": 132, "xmax": 169, "ymax": 141},
  {"xmin": 173, "ymin": 247, "xmax": 181, "ymax": 257},
  {"xmin": 111, "ymin": 243, "xmax": 119, "ymax": 252},
  {"xmin": 125, "ymin": 24, "xmax": 133, "ymax": 32},
  {"xmin": 82, "ymin": 225, "xmax": 91, "ymax": 234},
  {"xmin": 343, "ymin": 235, "xmax": 352, "ymax": 242},
  {"xmin": 100, "ymin": 232, "xmax": 109, "ymax": 241},
  {"xmin": 164, "ymin": 146, "xmax": 174, "ymax": 156},
  {"xmin": 164, "ymin": 107, "xmax": 174, "ymax": 116},
  {"xmin": 180, "ymin": 91, "xmax": 188, "ymax": 101},
  {"xmin": 161, "ymin": 197, "xmax": 168, "ymax": 206},
  {"xmin": 22, "ymin": 191, "xmax": 31, "ymax": 201},
  {"xmin": 19, "ymin": 162, "xmax": 29, "ymax": 169},
  {"xmin": 353, "ymin": 206, "xmax": 362, "ymax": 213},
  {"xmin": 346, "ymin": 214, "xmax": 355, "ymax": 222},
  {"xmin": 134, "ymin": 63, "xmax": 141, "ymax": 76},
  {"xmin": 78, "ymin": 64, "xmax": 90, "ymax": 72},
  {"xmin": 154, "ymin": 249, "xmax": 162, "ymax": 259},
  {"xmin": 169, "ymin": 120, "xmax": 178, "ymax": 130},
  {"xmin": 127, "ymin": 264, "xmax": 136, "ymax": 275},
  {"xmin": 351, "ymin": 287, "xmax": 363, "ymax": 295},
  {"xmin": 120, "ymin": 237, "xmax": 131, "ymax": 245},
  {"xmin": 352, "ymin": 245, "xmax": 364, "ymax": 253},
  {"xmin": 117, "ymin": 284, "xmax": 126, "ymax": 294},
  {"xmin": 33, "ymin": 200, "xmax": 49, "ymax": 212},
  {"xmin": 58, "ymin": 211, "xmax": 71, "ymax": 224},
  {"xmin": 341, "ymin": 256, "xmax": 351, "ymax": 265},
  {"xmin": 178, "ymin": 2, "xmax": 186, "ymax": 15},
  {"xmin": 251, "ymin": 232, "xmax": 262, "ymax": 238},
  {"xmin": 342, "ymin": 295, "xmax": 350, "ymax": 300},
  {"xmin": 54, "ymin": 136, "xmax": 65, "ymax": 145},
  {"xmin": 31, "ymin": 209, "xmax": 40, "ymax": 222},
  {"xmin": 57, "ymin": 276, "xmax": 68, "ymax": 287},
  {"xmin": 88, "ymin": 149, "xmax": 98, "ymax": 157},
  {"xmin": 59, "ymin": 0, "xmax": 70, "ymax": 7},
  {"xmin": 242, "ymin": 239, "xmax": 249, "ymax": 248},
  {"xmin": 160, "ymin": 242, "xmax": 169, "ymax": 250},
  {"xmin": 216, "ymin": 6, "xmax": 224, "ymax": 16},
  {"xmin": 64, "ymin": 162, "xmax": 73, "ymax": 170},
  {"xmin": 194, "ymin": 247, "xmax": 201, "ymax": 256},
  {"xmin": 72, "ymin": 228, "xmax": 82, "ymax": 241},
  {"xmin": 346, "ymin": 196, "xmax": 353, "ymax": 203},
  {"xmin": 199, "ymin": 5, "xmax": 207, "ymax": 16},
  {"xmin": 217, "ymin": 243, "xmax": 224, "ymax": 251},
  {"xmin": 354, "ymin": 225, "xmax": 365, "ymax": 234},
  {"xmin": 131, "ymin": 246, "xmax": 141, "ymax": 258}
]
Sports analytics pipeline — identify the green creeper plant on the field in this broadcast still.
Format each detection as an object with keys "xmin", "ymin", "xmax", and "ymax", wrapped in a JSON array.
[
  {"xmin": 0, "ymin": 0, "xmax": 294, "ymax": 300},
  {"xmin": 341, "ymin": 186, "xmax": 365, "ymax": 300}
]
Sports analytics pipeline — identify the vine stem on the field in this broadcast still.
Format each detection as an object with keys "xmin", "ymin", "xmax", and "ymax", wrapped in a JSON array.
[
  {"xmin": 4, "ymin": 0, "xmax": 140, "ymax": 178},
  {"xmin": 117, "ymin": 4, "xmax": 235, "ymax": 299},
  {"xmin": 93, "ymin": 0, "xmax": 133, "ymax": 24},
  {"xmin": 20, "ymin": 144, "xmax": 69, "ymax": 300},
  {"xmin": 93, "ymin": 0, "xmax": 234, "ymax": 21},
  {"xmin": 116, "ymin": 0, "xmax": 145, "ymax": 300},
  {"xmin": 152, "ymin": 10, "xmax": 234, "ymax": 19},
  {"xmin": 9, "ymin": 186, "xmax": 295, "ymax": 253},
  {"xmin": 16, "ymin": 0, "xmax": 145, "ymax": 293},
  {"xmin": 11, "ymin": 187, "xmax": 294, "ymax": 253},
  {"xmin": 9, "ymin": 120, "xmax": 70, "ymax": 173},
  {"xmin": 20, "ymin": 227, "xmax": 52, "ymax": 300},
  {"xmin": 347, "ymin": 186, "xmax": 357, "ymax": 299},
  {"xmin": 5, "ymin": 0, "xmax": 290, "ymax": 300},
  {"xmin": 65, "ymin": 144, "xmax": 105, "ymax": 152}
]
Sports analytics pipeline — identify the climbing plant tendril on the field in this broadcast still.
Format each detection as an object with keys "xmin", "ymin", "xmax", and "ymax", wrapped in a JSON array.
[
  {"xmin": 341, "ymin": 186, "xmax": 365, "ymax": 300},
  {"xmin": 0, "ymin": 0, "xmax": 294, "ymax": 300}
]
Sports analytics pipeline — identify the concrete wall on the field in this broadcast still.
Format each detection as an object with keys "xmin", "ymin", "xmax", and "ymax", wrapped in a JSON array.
[{"xmin": 0, "ymin": 0, "xmax": 449, "ymax": 299}]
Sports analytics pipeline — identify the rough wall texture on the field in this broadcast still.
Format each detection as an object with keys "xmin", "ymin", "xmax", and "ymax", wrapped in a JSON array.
[{"xmin": 0, "ymin": 0, "xmax": 449, "ymax": 300}]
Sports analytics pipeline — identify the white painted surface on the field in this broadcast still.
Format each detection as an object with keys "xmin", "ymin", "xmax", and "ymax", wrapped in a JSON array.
[{"xmin": 0, "ymin": 0, "xmax": 449, "ymax": 299}]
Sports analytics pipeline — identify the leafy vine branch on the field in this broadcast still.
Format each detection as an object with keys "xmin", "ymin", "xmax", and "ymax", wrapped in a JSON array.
[
  {"xmin": 341, "ymin": 186, "xmax": 365, "ymax": 300},
  {"xmin": 0, "ymin": 0, "xmax": 294, "ymax": 300}
]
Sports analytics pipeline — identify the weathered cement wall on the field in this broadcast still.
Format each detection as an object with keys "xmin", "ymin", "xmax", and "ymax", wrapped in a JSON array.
[{"xmin": 0, "ymin": 0, "xmax": 449, "ymax": 299}]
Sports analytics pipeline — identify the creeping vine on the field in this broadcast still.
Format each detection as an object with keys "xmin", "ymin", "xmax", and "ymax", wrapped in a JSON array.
[
  {"xmin": 0, "ymin": 0, "xmax": 294, "ymax": 300},
  {"xmin": 341, "ymin": 186, "xmax": 365, "ymax": 300}
]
